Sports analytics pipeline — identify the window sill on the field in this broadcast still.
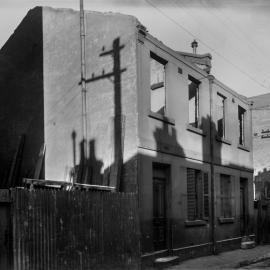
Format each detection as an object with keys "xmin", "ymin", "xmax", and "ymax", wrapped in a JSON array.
[
  {"xmin": 148, "ymin": 111, "xmax": 175, "ymax": 125},
  {"xmin": 218, "ymin": 217, "xmax": 235, "ymax": 224},
  {"xmin": 215, "ymin": 136, "xmax": 232, "ymax": 145},
  {"xmin": 151, "ymin": 82, "xmax": 164, "ymax": 90},
  {"xmin": 186, "ymin": 124, "xmax": 206, "ymax": 137},
  {"xmin": 237, "ymin": 144, "xmax": 250, "ymax": 152},
  {"xmin": 185, "ymin": 220, "xmax": 207, "ymax": 227}
]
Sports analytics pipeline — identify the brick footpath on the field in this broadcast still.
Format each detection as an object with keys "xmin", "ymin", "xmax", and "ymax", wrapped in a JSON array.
[{"xmin": 160, "ymin": 245, "xmax": 270, "ymax": 269}]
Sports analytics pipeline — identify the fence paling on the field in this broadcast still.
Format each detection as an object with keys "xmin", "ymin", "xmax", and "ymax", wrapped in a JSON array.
[{"xmin": 12, "ymin": 189, "xmax": 139, "ymax": 270}]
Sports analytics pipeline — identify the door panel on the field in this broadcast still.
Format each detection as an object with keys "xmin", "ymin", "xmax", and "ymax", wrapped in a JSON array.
[
  {"xmin": 240, "ymin": 179, "xmax": 248, "ymax": 236},
  {"xmin": 153, "ymin": 177, "xmax": 166, "ymax": 251}
]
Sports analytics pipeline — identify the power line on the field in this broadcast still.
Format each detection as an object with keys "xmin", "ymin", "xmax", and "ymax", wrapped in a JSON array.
[
  {"xmin": 44, "ymin": 81, "xmax": 80, "ymax": 125},
  {"xmin": 207, "ymin": 2, "xmax": 270, "ymax": 64},
  {"xmin": 170, "ymin": 0, "xmax": 270, "ymax": 68},
  {"xmin": 144, "ymin": 0, "xmax": 270, "ymax": 92},
  {"xmin": 168, "ymin": 0, "xmax": 254, "ymax": 70},
  {"xmin": 45, "ymin": 90, "xmax": 81, "ymax": 126}
]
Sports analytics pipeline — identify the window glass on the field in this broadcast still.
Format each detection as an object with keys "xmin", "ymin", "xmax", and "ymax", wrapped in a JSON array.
[
  {"xmin": 238, "ymin": 106, "xmax": 246, "ymax": 145},
  {"xmin": 217, "ymin": 94, "xmax": 226, "ymax": 138},
  {"xmin": 150, "ymin": 54, "xmax": 166, "ymax": 115},
  {"xmin": 188, "ymin": 77, "xmax": 200, "ymax": 128}
]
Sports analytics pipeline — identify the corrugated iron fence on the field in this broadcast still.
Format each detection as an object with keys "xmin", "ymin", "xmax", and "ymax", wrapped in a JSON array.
[
  {"xmin": 255, "ymin": 199, "xmax": 270, "ymax": 244},
  {"xmin": 12, "ymin": 189, "xmax": 140, "ymax": 270}
]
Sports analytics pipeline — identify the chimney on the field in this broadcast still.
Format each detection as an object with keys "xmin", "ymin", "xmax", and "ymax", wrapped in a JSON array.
[
  {"xmin": 191, "ymin": 39, "xmax": 198, "ymax": 54},
  {"xmin": 177, "ymin": 39, "xmax": 212, "ymax": 73}
]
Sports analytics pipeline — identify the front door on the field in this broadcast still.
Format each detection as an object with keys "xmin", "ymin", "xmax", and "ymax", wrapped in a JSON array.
[
  {"xmin": 153, "ymin": 167, "xmax": 167, "ymax": 251},
  {"xmin": 240, "ymin": 178, "xmax": 248, "ymax": 235}
]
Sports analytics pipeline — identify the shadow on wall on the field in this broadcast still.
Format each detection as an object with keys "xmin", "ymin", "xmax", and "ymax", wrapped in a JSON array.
[
  {"xmin": 71, "ymin": 130, "xmax": 103, "ymax": 185},
  {"xmin": 201, "ymin": 115, "xmax": 221, "ymax": 165},
  {"xmin": 139, "ymin": 115, "xmax": 254, "ymax": 253},
  {"xmin": 69, "ymin": 37, "xmax": 126, "ymax": 188},
  {"xmin": 153, "ymin": 122, "xmax": 185, "ymax": 158},
  {"xmin": 152, "ymin": 116, "xmax": 222, "ymax": 166},
  {"xmin": 0, "ymin": 35, "xmax": 126, "ymax": 188},
  {"xmin": 146, "ymin": 116, "xmax": 223, "ymax": 252}
]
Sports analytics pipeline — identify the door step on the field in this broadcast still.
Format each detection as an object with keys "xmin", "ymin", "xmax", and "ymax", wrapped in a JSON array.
[
  {"xmin": 241, "ymin": 236, "xmax": 256, "ymax": 249},
  {"xmin": 154, "ymin": 256, "xmax": 180, "ymax": 268},
  {"xmin": 241, "ymin": 240, "xmax": 256, "ymax": 249}
]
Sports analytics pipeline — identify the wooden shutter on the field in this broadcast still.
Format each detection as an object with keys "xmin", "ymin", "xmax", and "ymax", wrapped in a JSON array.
[
  {"xmin": 220, "ymin": 174, "xmax": 224, "ymax": 217},
  {"xmin": 231, "ymin": 175, "xmax": 235, "ymax": 218},
  {"xmin": 197, "ymin": 171, "xmax": 203, "ymax": 219},
  {"xmin": 203, "ymin": 172, "xmax": 209, "ymax": 219},
  {"xmin": 187, "ymin": 168, "xmax": 196, "ymax": 220}
]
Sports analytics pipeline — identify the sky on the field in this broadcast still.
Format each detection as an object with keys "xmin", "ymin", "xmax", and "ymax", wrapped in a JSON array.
[{"xmin": 1, "ymin": 0, "xmax": 270, "ymax": 97}]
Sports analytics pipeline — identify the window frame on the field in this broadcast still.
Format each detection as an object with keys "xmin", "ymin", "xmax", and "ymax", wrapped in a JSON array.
[
  {"xmin": 216, "ymin": 93, "xmax": 226, "ymax": 139},
  {"xmin": 219, "ymin": 174, "xmax": 234, "ymax": 219},
  {"xmin": 149, "ymin": 51, "xmax": 167, "ymax": 116},
  {"xmin": 238, "ymin": 105, "xmax": 246, "ymax": 146},
  {"xmin": 188, "ymin": 75, "xmax": 201, "ymax": 129},
  {"xmin": 186, "ymin": 168, "xmax": 209, "ymax": 222}
]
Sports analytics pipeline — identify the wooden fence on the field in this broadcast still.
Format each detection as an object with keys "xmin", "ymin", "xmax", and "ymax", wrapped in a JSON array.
[
  {"xmin": 255, "ymin": 199, "xmax": 270, "ymax": 244},
  {"xmin": 11, "ymin": 189, "xmax": 140, "ymax": 270}
]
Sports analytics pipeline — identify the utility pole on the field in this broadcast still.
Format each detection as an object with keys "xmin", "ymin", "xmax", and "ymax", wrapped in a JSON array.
[{"xmin": 80, "ymin": 0, "xmax": 88, "ymax": 159}]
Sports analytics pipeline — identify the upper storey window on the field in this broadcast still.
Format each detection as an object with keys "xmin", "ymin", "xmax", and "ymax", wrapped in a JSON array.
[
  {"xmin": 238, "ymin": 106, "xmax": 246, "ymax": 145},
  {"xmin": 188, "ymin": 76, "xmax": 200, "ymax": 128},
  {"xmin": 217, "ymin": 93, "xmax": 226, "ymax": 138},
  {"xmin": 150, "ymin": 52, "xmax": 167, "ymax": 115}
]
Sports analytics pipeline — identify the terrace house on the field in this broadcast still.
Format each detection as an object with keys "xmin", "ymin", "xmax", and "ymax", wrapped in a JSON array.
[{"xmin": 0, "ymin": 7, "xmax": 254, "ymax": 262}]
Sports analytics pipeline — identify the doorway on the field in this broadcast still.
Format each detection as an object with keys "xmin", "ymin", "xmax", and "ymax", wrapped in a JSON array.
[
  {"xmin": 240, "ymin": 178, "xmax": 248, "ymax": 236},
  {"xmin": 153, "ymin": 164, "xmax": 170, "ymax": 251}
]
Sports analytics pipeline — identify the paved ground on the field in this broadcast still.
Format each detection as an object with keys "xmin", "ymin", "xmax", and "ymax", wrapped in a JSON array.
[
  {"xmin": 164, "ymin": 245, "xmax": 270, "ymax": 269},
  {"xmin": 241, "ymin": 258, "xmax": 270, "ymax": 269}
]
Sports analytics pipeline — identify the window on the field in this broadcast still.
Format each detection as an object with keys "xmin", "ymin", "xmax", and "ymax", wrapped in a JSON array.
[
  {"xmin": 220, "ymin": 174, "xmax": 233, "ymax": 218},
  {"xmin": 150, "ymin": 52, "xmax": 167, "ymax": 115},
  {"xmin": 188, "ymin": 76, "xmax": 200, "ymax": 128},
  {"xmin": 238, "ymin": 106, "xmax": 246, "ymax": 145},
  {"xmin": 217, "ymin": 94, "xmax": 226, "ymax": 138},
  {"xmin": 187, "ymin": 168, "xmax": 209, "ymax": 221}
]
